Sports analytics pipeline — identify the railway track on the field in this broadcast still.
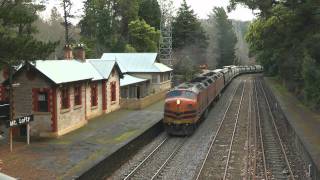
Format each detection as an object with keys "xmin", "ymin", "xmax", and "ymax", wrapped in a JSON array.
[
  {"xmin": 123, "ymin": 136, "xmax": 187, "ymax": 180},
  {"xmin": 254, "ymin": 80, "xmax": 295, "ymax": 180},
  {"xmin": 245, "ymin": 79, "xmax": 256, "ymax": 180},
  {"xmin": 195, "ymin": 80, "xmax": 246, "ymax": 180}
]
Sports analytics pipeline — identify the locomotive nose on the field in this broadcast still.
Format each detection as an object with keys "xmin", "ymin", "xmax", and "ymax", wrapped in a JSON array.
[{"xmin": 165, "ymin": 98, "xmax": 196, "ymax": 117}]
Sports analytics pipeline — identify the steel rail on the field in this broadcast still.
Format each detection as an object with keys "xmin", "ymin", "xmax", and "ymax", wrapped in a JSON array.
[
  {"xmin": 150, "ymin": 138, "xmax": 187, "ymax": 180},
  {"xmin": 195, "ymin": 80, "xmax": 243, "ymax": 180},
  {"xmin": 245, "ymin": 80, "xmax": 253, "ymax": 180},
  {"xmin": 255, "ymin": 80, "xmax": 268, "ymax": 180},
  {"xmin": 258, "ymin": 81, "xmax": 295, "ymax": 180},
  {"xmin": 223, "ymin": 80, "xmax": 246, "ymax": 179},
  {"xmin": 123, "ymin": 136, "xmax": 169, "ymax": 180}
]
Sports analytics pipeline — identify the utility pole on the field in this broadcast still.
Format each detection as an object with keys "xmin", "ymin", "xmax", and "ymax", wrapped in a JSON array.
[{"xmin": 158, "ymin": 0, "xmax": 174, "ymax": 67}]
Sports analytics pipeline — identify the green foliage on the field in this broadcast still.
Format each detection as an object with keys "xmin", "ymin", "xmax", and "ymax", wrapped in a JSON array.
[
  {"xmin": 138, "ymin": 0, "xmax": 161, "ymax": 29},
  {"xmin": 173, "ymin": 55, "xmax": 200, "ymax": 81},
  {"xmin": 124, "ymin": 44, "xmax": 136, "ymax": 52},
  {"xmin": 172, "ymin": 0, "xmax": 208, "ymax": 64},
  {"xmin": 211, "ymin": 7, "xmax": 237, "ymax": 68},
  {"xmin": 80, "ymin": 0, "xmax": 120, "ymax": 56},
  {"xmin": 232, "ymin": 0, "xmax": 320, "ymax": 109},
  {"xmin": 0, "ymin": 0, "xmax": 57, "ymax": 66},
  {"xmin": 128, "ymin": 19, "xmax": 160, "ymax": 52},
  {"xmin": 80, "ymin": 0, "xmax": 160, "ymax": 56}
]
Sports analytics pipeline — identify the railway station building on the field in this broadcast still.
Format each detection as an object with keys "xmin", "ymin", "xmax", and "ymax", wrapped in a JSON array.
[
  {"xmin": 0, "ymin": 49, "xmax": 172, "ymax": 138},
  {"xmin": 3, "ymin": 46, "xmax": 123, "ymax": 138},
  {"xmin": 100, "ymin": 53, "xmax": 172, "ymax": 109}
]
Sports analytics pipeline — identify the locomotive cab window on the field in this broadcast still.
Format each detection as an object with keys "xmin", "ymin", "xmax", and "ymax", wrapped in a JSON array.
[{"xmin": 166, "ymin": 90, "xmax": 196, "ymax": 99}]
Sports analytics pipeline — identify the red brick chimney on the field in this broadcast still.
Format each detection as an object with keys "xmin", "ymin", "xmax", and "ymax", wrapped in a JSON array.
[
  {"xmin": 64, "ymin": 45, "xmax": 73, "ymax": 60},
  {"xmin": 74, "ymin": 44, "xmax": 86, "ymax": 62}
]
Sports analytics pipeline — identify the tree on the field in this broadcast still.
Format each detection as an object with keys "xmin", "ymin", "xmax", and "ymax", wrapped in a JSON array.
[
  {"xmin": 138, "ymin": 0, "xmax": 161, "ymax": 29},
  {"xmin": 80, "ymin": 0, "xmax": 120, "ymax": 57},
  {"xmin": 0, "ymin": 0, "xmax": 57, "ymax": 66},
  {"xmin": 230, "ymin": 0, "xmax": 320, "ymax": 109},
  {"xmin": 61, "ymin": 0, "xmax": 74, "ymax": 44},
  {"xmin": 118, "ymin": 0, "xmax": 139, "ymax": 39},
  {"xmin": 172, "ymin": 0, "xmax": 208, "ymax": 64},
  {"xmin": 128, "ymin": 19, "xmax": 160, "ymax": 52},
  {"xmin": 211, "ymin": 7, "xmax": 237, "ymax": 68}
]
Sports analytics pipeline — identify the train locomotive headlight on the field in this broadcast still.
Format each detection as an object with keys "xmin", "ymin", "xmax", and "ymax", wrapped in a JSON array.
[{"xmin": 176, "ymin": 99, "xmax": 181, "ymax": 105}]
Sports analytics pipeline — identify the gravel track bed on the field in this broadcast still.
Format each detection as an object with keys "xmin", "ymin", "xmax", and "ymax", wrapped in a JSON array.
[
  {"xmin": 252, "ymin": 79, "xmax": 267, "ymax": 179},
  {"xmin": 256, "ymin": 80, "xmax": 290, "ymax": 179},
  {"xmin": 196, "ymin": 80, "xmax": 245, "ymax": 179},
  {"xmin": 107, "ymin": 75, "xmax": 247, "ymax": 180},
  {"xmin": 226, "ymin": 78, "xmax": 252, "ymax": 179},
  {"xmin": 106, "ymin": 133, "xmax": 168, "ymax": 179},
  {"xmin": 124, "ymin": 137, "xmax": 185, "ymax": 180},
  {"xmin": 259, "ymin": 77, "xmax": 309, "ymax": 179}
]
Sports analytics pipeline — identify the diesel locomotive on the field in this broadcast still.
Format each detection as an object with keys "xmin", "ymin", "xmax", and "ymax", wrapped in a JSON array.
[{"xmin": 163, "ymin": 65, "xmax": 263, "ymax": 135}]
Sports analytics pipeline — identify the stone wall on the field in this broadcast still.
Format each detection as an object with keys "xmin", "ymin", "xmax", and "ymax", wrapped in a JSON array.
[
  {"xmin": 121, "ymin": 90, "xmax": 167, "ymax": 110},
  {"xmin": 56, "ymin": 82, "xmax": 87, "ymax": 136},
  {"xmin": 106, "ymin": 69, "xmax": 121, "ymax": 113},
  {"xmin": 12, "ymin": 68, "xmax": 53, "ymax": 136}
]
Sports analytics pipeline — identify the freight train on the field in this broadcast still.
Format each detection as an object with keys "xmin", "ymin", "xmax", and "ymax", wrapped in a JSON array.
[{"xmin": 163, "ymin": 65, "xmax": 263, "ymax": 135}]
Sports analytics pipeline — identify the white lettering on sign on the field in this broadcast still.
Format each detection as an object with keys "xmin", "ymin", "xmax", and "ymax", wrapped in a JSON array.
[
  {"xmin": 6, "ymin": 115, "xmax": 33, "ymax": 128},
  {"xmin": 10, "ymin": 120, "xmax": 17, "ymax": 127},
  {"xmin": 18, "ymin": 116, "xmax": 30, "ymax": 124}
]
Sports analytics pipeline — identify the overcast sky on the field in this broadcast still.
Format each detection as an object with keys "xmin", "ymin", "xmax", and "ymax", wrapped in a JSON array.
[{"xmin": 41, "ymin": 0, "xmax": 255, "ymax": 23}]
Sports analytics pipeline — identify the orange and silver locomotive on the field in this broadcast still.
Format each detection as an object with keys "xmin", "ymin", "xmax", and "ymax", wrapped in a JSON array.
[
  {"xmin": 163, "ymin": 65, "xmax": 263, "ymax": 135},
  {"xmin": 163, "ymin": 70, "xmax": 225, "ymax": 135}
]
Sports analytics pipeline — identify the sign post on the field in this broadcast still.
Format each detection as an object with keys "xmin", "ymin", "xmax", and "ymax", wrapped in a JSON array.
[
  {"xmin": 27, "ymin": 123, "xmax": 30, "ymax": 145},
  {"xmin": 6, "ymin": 115, "xmax": 34, "ymax": 151},
  {"xmin": 9, "ymin": 128, "xmax": 12, "ymax": 152}
]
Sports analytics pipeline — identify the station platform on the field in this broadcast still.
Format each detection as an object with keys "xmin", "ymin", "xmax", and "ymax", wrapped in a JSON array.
[
  {"xmin": 0, "ymin": 100, "xmax": 164, "ymax": 179},
  {"xmin": 266, "ymin": 78, "xmax": 320, "ymax": 177}
]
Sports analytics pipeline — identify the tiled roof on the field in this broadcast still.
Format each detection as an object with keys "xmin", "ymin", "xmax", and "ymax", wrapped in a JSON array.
[
  {"xmin": 100, "ymin": 53, "xmax": 172, "ymax": 73},
  {"xmin": 120, "ymin": 74, "xmax": 148, "ymax": 87}
]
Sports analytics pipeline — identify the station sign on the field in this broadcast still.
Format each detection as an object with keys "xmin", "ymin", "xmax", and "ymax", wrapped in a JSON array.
[{"xmin": 6, "ymin": 115, "xmax": 33, "ymax": 128}]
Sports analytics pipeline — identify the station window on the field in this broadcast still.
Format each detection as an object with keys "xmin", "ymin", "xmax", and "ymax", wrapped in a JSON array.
[
  {"xmin": 111, "ymin": 82, "xmax": 116, "ymax": 102},
  {"xmin": 152, "ymin": 74, "xmax": 158, "ymax": 83},
  {"xmin": 32, "ymin": 89, "xmax": 50, "ymax": 112},
  {"xmin": 74, "ymin": 85, "xmax": 82, "ymax": 106},
  {"xmin": 91, "ymin": 84, "xmax": 98, "ymax": 107},
  {"xmin": 61, "ymin": 87, "xmax": 70, "ymax": 109},
  {"xmin": 38, "ymin": 92, "xmax": 49, "ymax": 112}
]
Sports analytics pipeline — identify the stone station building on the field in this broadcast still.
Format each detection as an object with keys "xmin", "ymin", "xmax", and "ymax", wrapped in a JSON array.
[{"xmin": 7, "ymin": 58, "xmax": 122, "ymax": 138}]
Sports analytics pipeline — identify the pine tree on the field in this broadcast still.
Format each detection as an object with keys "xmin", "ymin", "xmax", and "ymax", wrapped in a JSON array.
[
  {"xmin": 172, "ymin": 0, "xmax": 208, "ymax": 64},
  {"xmin": 0, "ymin": 0, "xmax": 57, "ymax": 66},
  {"xmin": 138, "ymin": 0, "xmax": 161, "ymax": 29},
  {"xmin": 211, "ymin": 7, "xmax": 237, "ymax": 68}
]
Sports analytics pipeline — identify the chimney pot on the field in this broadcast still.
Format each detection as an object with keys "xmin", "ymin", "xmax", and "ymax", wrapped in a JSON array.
[
  {"xmin": 64, "ymin": 44, "xmax": 73, "ymax": 60},
  {"xmin": 74, "ymin": 44, "xmax": 86, "ymax": 62}
]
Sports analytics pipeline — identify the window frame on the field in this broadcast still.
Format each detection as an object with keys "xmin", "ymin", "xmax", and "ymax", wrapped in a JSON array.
[
  {"xmin": 111, "ymin": 82, "xmax": 116, "ymax": 102},
  {"xmin": 91, "ymin": 83, "xmax": 98, "ymax": 107},
  {"xmin": 61, "ymin": 87, "xmax": 70, "ymax": 109},
  {"xmin": 74, "ymin": 85, "xmax": 82, "ymax": 106}
]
